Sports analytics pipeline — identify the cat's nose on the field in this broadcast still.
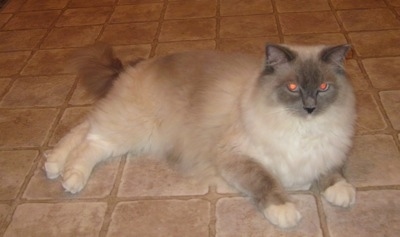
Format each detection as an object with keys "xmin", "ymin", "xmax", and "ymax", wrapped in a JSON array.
[{"xmin": 304, "ymin": 107, "xmax": 315, "ymax": 114}]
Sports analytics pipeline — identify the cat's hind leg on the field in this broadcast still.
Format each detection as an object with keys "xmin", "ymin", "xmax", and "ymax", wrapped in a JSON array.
[{"xmin": 44, "ymin": 121, "xmax": 90, "ymax": 179}]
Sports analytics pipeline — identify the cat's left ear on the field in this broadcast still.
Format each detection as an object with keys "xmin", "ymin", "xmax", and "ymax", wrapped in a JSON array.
[{"xmin": 320, "ymin": 44, "xmax": 351, "ymax": 67}]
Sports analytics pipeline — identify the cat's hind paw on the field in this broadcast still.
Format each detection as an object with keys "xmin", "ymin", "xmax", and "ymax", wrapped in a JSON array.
[
  {"xmin": 62, "ymin": 169, "xmax": 88, "ymax": 194},
  {"xmin": 263, "ymin": 202, "xmax": 302, "ymax": 228},
  {"xmin": 323, "ymin": 180, "xmax": 356, "ymax": 208}
]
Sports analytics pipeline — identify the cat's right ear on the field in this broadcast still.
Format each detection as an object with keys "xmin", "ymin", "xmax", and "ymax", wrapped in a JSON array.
[{"xmin": 265, "ymin": 44, "xmax": 296, "ymax": 66}]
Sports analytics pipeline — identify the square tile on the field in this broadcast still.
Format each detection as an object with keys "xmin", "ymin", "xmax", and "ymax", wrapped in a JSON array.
[
  {"xmin": 362, "ymin": 57, "xmax": 400, "ymax": 90},
  {"xmin": 218, "ymin": 37, "xmax": 280, "ymax": 55},
  {"xmin": 0, "ymin": 150, "xmax": 37, "ymax": 200},
  {"xmin": 0, "ymin": 0, "xmax": 25, "ymax": 13},
  {"xmin": 379, "ymin": 90, "xmax": 400, "ymax": 130},
  {"xmin": 56, "ymin": 7, "xmax": 113, "ymax": 27},
  {"xmin": 283, "ymin": 33, "xmax": 347, "ymax": 45},
  {"xmin": 216, "ymin": 195, "xmax": 322, "ymax": 236},
  {"xmin": 21, "ymin": 49, "xmax": 76, "ymax": 75},
  {"xmin": 280, "ymin": 12, "xmax": 340, "ymax": 35},
  {"xmin": 100, "ymin": 22, "xmax": 159, "ymax": 45},
  {"xmin": 0, "ymin": 14, "xmax": 12, "ymax": 28},
  {"xmin": 49, "ymin": 107, "xmax": 91, "ymax": 146},
  {"xmin": 220, "ymin": 15, "xmax": 277, "ymax": 38},
  {"xmin": 21, "ymin": 0, "xmax": 69, "ymax": 10},
  {"xmin": 338, "ymin": 9, "xmax": 400, "ymax": 31},
  {"xmin": 331, "ymin": 0, "xmax": 386, "ymax": 9},
  {"xmin": 0, "ymin": 204, "xmax": 11, "ymax": 226},
  {"xmin": 0, "ymin": 51, "xmax": 31, "ymax": 77},
  {"xmin": 276, "ymin": 0, "xmax": 330, "ymax": 12},
  {"xmin": 107, "ymin": 200, "xmax": 210, "ymax": 237},
  {"xmin": 41, "ymin": 26, "xmax": 102, "ymax": 49},
  {"xmin": 68, "ymin": 78, "xmax": 100, "ymax": 105},
  {"xmin": 0, "ymin": 75, "xmax": 75, "ymax": 107},
  {"xmin": 68, "ymin": 0, "xmax": 115, "ymax": 7},
  {"xmin": 117, "ymin": 156, "xmax": 209, "ymax": 197},
  {"xmin": 0, "ymin": 78, "xmax": 12, "ymax": 97},
  {"xmin": 159, "ymin": 18, "xmax": 216, "ymax": 42},
  {"xmin": 346, "ymin": 135, "xmax": 400, "ymax": 187},
  {"xmin": 0, "ymin": 29, "xmax": 47, "ymax": 51},
  {"xmin": 355, "ymin": 91, "xmax": 387, "ymax": 133},
  {"xmin": 346, "ymin": 60, "xmax": 369, "ymax": 91},
  {"xmin": 155, "ymin": 40, "xmax": 216, "ymax": 56},
  {"xmin": 3, "ymin": 11, "xmax": 60, "ymax": 30},
  {"xmin": 388, "ymin": 0, "xmax": 400, "ymax": 6},
  {"xmin": 165, "ymin": 0, "xmax": 216, "ymax": 19},
  {"xmin": 0, "ymin": 109, "xmax": 58, "ymax": 148},
  {"xmin": 4, "ymin": 203, "xmax": 107, "ymax": 237},
  {"xmin": 110, "ymin": 3, "xmax": 163, "ymax": 23},
  {"xmin": 220, "ymin": 0, "xmax": 273, "ymax": 16},
  {"xmin": 349, "ymin": 30, "xmax": 400, "ymax": 57},
  {"xmin": 23, "ymin": 155, "xmax": 121, "ymax": 199},
  {"xmin": 323, "ymin": 190, "xmax": 400, "ymax": 237},
  {"xmin": 113, "ymin": 44, "xmax": 152, "ymax": 61}
]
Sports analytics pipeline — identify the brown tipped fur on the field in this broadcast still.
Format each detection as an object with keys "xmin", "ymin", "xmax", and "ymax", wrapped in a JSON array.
[{"xmin": 71, "ymin": 43, "xmax": 124, "ymax": 98}]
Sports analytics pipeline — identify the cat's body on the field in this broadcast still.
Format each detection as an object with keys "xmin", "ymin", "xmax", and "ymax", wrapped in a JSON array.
[{"xmin": 45, "ymin": 43, "xmax": 356, "ymax": 228}]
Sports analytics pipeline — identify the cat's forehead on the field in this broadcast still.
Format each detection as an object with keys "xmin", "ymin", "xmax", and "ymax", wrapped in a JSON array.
[{"xmin": 284, "ymin": 44, "xmax": 327, "ymax": 60}]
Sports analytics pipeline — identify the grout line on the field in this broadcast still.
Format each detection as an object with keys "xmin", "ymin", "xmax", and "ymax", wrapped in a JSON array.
[
  {"xmin": 270, "ymin": 0, "xmax": 284, "ymax": 43},
  {"xmin": 148, "ymin": 0, "xmax": 168, "ymax": 57}
]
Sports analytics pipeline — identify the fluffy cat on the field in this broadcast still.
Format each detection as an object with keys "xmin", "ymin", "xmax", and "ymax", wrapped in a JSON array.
[{"xmin": 44, "ymin": 43, "xmax": 356, "ymax": 228}]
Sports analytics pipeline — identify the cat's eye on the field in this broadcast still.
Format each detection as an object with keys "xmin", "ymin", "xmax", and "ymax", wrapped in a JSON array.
[
  {"xmin": 287, "ymin": 83, "xmax": 299, "ymax": 92},
  {"xmin": 319, "ymin": 82, "xmax": 329, "ymax": 91}
]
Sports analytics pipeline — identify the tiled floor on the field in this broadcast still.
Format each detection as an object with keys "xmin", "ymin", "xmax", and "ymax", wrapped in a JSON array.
[{"xmin": 1, "ymin": 0, "xmax": 400, "ymax": 236}]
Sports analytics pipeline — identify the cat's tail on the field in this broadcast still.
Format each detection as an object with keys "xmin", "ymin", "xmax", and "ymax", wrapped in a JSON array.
[{"xmin": 70, "ymin": 42, "xmax": 124, "ymax": 98}]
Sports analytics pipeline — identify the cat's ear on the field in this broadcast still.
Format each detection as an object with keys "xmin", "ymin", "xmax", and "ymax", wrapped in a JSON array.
[
  {"xmin": 265, "ymin": 44, "xmax": 296, "ymax": 66},
  {"xmin": 320, "ymin": 44, "xmax": 351, "ymax": 67}
]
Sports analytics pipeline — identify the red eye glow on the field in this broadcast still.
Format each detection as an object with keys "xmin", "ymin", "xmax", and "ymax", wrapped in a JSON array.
[
  {"xmin": 287, "ymin": 83, "xmax": 298, "ymax": 92},
  {"xmin": 319, "ymin": 82, "xmax": 329, "ymax": 91}
]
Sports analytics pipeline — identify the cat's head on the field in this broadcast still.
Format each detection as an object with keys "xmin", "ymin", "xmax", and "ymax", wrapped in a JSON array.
[{"xmin": 259, "ymin": 44, "xmax": 352, "ymax": 118}]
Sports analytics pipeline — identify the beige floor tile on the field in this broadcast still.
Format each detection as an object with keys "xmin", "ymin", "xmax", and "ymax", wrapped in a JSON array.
[
  {"xmin": 21, "ymin": 49, "xmax": 76, "ymax": 75},
  {"xmin": 379, "ymin": 90, "xmax": 400, "ymax": 130},
  {"xmin": 280, "ymin": 12, "xmax": 340, "ymax": 35},
  {"xmin": 276, "ymin": 0, "xmax": 330, "ymax": 12},
  {"xmin": 0, "ymin": 204, "xmax": 11, "ymax": 226},
  {"xmin": 100, "ymin": 22, "xmax": 158, "ymax": 45},
  {"xmin": 0, "ymin": 150, "xmax": 37, "ymax": 200},
  {"xmin": 220, "ymin": 0, "xmax": 273, "ymax": 16},
  {"xmin": 155, "ymin": 40, "xmax": 216, "ymax": 56},
  {"xmin": 338, "ymin": 9, "xmax": 400, "ymax": 31},
  {"xmin": 0, "ymin": 29, "xmax": 47, "ymax": 51},
  {"xmin": 4, "ymin": 202, "xmax": 107, "ymax": 237},
  {"xmin": 0, "ymin": 75, "xmax": 75, "ymax": 107},
  {"xmin": 68, "ymin": 0, "xmax": 115, "ymax": 8},
  {"xmin": 346, "ymin": 60, "xmax": 369, "ymax": 91},
  {"xmin": 283, "ymin": 33, "xmax": 347, "ymax": 45},
  {"xmin": 23, "ymin": 156, "xmax": 121, "ymax": 199},
  {"xmin": 41, "ymin": 26, "xmax": 102, "ymax": 49},
  {"xmin": 349, "ymin": 30, "xmax": 400, "ymax": 57},
  {"xmin": 216, "ymin": 195, "xmax": 322, "ymax": 237},
  {"xmin": 3, "ymin": 10, "xmax": 60, "ymax": 30},
  {"xmin": 346, "ymin": 134, "xmax": 400, "ymax": 187},
  {"xmin": 323, "ymin": 190, "xmax": 400, "ymax": 237},
  {"xmin": 165, "ymin": 0, "xmax": 216, "ymax": 19},
  {"xmin": 218, "ymin": 37, "xmax": 280, "ymax": 55},
  {"xmin": 0, "ymin": 109, "xmax": 58, "ymax": 148},
  {"xmin": 159, "ymin": 18, "xmax": 216, "ymax": 42},
  {"xmin": 0, "ymin": 78, "xmax": 12, "ymax": 97},
  {"xmin": 21, "ymin": 0, "xmax": 69, "ymax": 10},
  {"xmin": 363, "ymin": 57, "xmax": 400, "ymax": 90},
  {"xmin": 56, "ymin": 7, "xmax": 113, "ymax": 27},
  {"xmin": 0, "ymin": 51, "xmax": 31, "ymax": 77},
  {"xmin": 107, "ymin": 200, "xmax": 210, "ymax": 237},
  {"xmin": 220, "ymin": 15, "xmax": 277, "ymax": 38},
  {"xmin": 48, "ymin": 107, "xmax": 91, "ymax": 146},
  {"xmin": 331, "ymin": 0, "xmax": 386, "ymax": 9},
  {"xmin": 355, "ymin": 91, "xmax": 387, "ymax": 133},
  {"xmin": 118, "ymin": 157, "xmax": 209, "ymax": 197},
  {"xmin": 110, "ymin": 3, "xmax": 163, "ymax": 23}
]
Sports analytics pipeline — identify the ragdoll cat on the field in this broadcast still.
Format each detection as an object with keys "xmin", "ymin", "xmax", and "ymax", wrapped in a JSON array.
[{"xmin": 44, "ymin": 43, "xmax": 356, "ymax": 228}]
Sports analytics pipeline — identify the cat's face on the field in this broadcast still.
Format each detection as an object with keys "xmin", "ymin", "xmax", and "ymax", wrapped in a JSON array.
[{"xmin": 260, "ymin": 44, "xmax": 350, "ymax": 118}]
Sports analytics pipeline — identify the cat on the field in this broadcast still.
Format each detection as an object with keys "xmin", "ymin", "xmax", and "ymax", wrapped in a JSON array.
[{"xmin": 44, "ymin": 43, "xmax": 356, "ymax": 228}]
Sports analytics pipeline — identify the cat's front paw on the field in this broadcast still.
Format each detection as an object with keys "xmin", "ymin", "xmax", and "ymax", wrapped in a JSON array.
[
  {"xmin": 263, "ymin": 202, "xmax": 302, "ymax": 228},
  {"xmin": 323, "ymin": 180, "xmax": 356, "ymax": 207},
  {"xmin": 62, "ymin": 168, "xmax": 88, "ymax": 194}
]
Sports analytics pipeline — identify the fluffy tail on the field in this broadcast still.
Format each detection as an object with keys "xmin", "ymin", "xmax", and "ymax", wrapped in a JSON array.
[{"xmin": 71, "ymin": 42, "xmax": 123, "ymax": 98}]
